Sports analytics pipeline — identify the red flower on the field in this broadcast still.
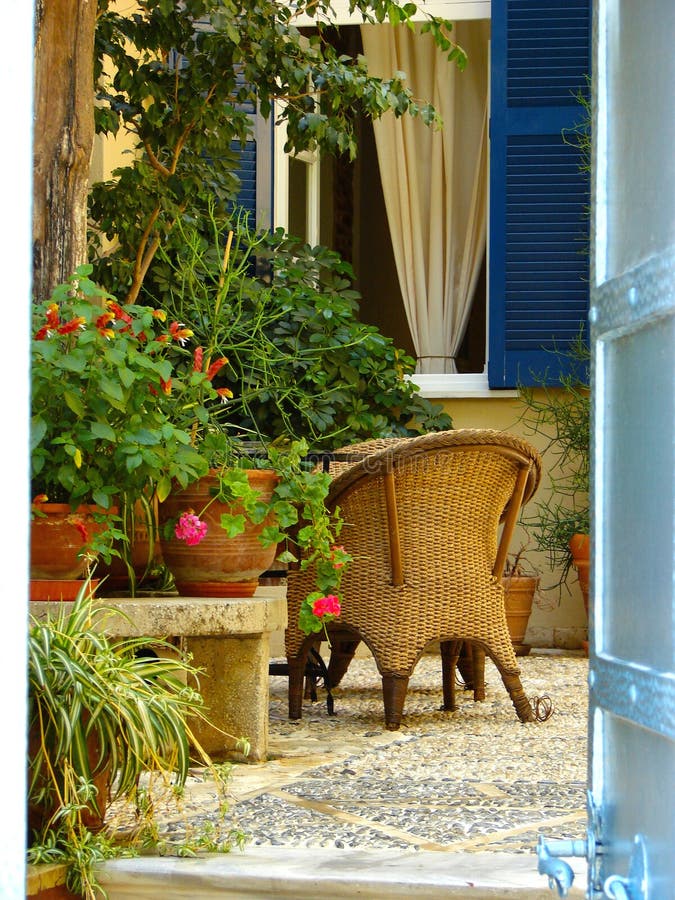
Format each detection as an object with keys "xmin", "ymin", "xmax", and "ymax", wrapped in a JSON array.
[
  {"xmin": 107, "ymin": 301, "xmax": 132, "ymax": 325},
  {"xmin": 193, "ymin": 347, "xmax": 204, "ymax": 372},
  {"xmin": 206, "ymin": 357, "xmax": 228, "ymax": 381},
  {"xmin": 73, "ymin": 520, "xmax": 89, "ymax": 543},
  {"xmin": 215, "ymin": 387, "xmax": 234, "ymax": 402},
  {"xmin": 95, "ymin": 311, "xmax": 116, "ymax": 339},
  {"xmin": 175, "ymin": 511, "xmax": 208, "ymax": 546},
  {"xmin": 35, "ymin": 303, "xmax": 62, "ymax": 340},
  {"xmin": 169, "ymin": 321, "xmax": 193, "ymax": 346},
  {"xmin": 57, "ymin": 317, "xmax": 86, "ymax": 336},
  {"xmin": 45, "ymin": 304, "xmax": 60, "ymax": 328}
]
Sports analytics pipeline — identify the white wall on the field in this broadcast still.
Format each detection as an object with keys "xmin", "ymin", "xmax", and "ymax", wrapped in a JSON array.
[{"xmin": 1, "ymin": 8, "xmax": 33, "ymax": 899}]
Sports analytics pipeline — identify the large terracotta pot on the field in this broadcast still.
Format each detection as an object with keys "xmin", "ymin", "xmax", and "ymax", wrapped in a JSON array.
[
  {"xmin": 96, "ymin": 499, "xmax": 162, "ymax": 592},
  {"xmin": 158, "ymin": 469, "xmax": 280, "ymax": 597},
  {"xmin": 28, "ymin": 717, "xmax": 109, "ymax": 838},
  {"xmin": 30, "ymin": 503, "xmax": 110, "ymax": 580},
  {"xmin": 569, "ymin": 532, "xmax": 590, "ymax": 654},
  {"xmin": 502, "ymin": 574, "xmax": 539, "ymax": 656},
  {"xmin": 569, "ymin": 532, "xmax": 590, "ymax": 618}
]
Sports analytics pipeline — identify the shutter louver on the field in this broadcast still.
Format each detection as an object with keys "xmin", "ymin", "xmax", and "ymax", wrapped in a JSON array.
[
  {"xmin": 489, "ymin": 0, "xmax": 591, "ymax": 388},
  {"xmin": 231, "ymin": 71, "xmax": 258, "ymax": 221}
]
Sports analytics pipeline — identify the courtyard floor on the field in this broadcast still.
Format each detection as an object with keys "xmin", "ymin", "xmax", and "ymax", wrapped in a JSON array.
[{"xmin": 99, "ymin": 648, "xmax": 589, "ymax": 898}]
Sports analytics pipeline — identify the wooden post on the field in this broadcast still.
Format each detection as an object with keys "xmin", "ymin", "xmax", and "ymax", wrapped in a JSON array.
[{"xmin": 32, "ymin": 0, "xmax": 97, "ymax": 301}]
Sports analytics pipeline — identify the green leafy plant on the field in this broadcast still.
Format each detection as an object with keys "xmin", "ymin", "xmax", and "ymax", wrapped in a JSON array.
[
  {"xmin": 30, "ymin": 267, "xmax": 212, "ymax": 503},
  {"xmin": 135, "ymin": 231, "xmax": 351, "ymax": 631},
  {"xmin": 151, "ymin": 206, "xmax": 452, "ymax": 451},
  {"xmin": 90, "ymin": 0, "xmax": 466, "ymax": 304},
  {"xmin": 27, "ymin": 584, "xmax": 246, "ymax": 898},
  {"xmin": 519, "ymin": 331, "xmax": 590, "ymax": 587}
]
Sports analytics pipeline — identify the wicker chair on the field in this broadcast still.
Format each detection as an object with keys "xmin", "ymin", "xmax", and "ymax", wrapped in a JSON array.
[{"xmin": 285, "ymin": 429, "xmax": 542, "ymax": 730}]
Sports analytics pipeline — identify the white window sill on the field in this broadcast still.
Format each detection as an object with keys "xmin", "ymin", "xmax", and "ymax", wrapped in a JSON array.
[{"xmin": 408, "ymin": 373, "xmax": 519, "ymax": 399}]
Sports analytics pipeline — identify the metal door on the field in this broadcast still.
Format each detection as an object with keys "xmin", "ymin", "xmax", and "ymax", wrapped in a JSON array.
[
  {"xmin": 588, "ymin": 1, "xmax": 675, "ymax": 896},
  {"xmin": 538, "ymin": 2, "xmax": 675, "ymax": 897}
]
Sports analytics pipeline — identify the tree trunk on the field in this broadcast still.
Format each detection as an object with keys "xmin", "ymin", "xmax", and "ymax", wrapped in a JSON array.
[{"xmin": 32, "ymin": 0, "xmax": 96, "ymax": 302}]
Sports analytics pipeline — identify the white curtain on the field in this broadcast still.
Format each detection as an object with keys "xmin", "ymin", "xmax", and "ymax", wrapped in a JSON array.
[{"xmin": 360, "ymin": 22, "xmax": 489, "ymax": 374}]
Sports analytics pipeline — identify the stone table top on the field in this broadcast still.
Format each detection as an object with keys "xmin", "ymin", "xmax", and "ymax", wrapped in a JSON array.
[{"xmin": 28, "ymin": 585, "xmax": 288, "ymax": 637}]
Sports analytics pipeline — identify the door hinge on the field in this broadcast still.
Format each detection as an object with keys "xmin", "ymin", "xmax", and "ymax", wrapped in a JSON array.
[
  {"xmin": 537, "ymin": 792, "xmax": 650, "ymax": 899},
  {"xmin": 537, "ymin": 790, "xmax": 602, "ymax": 897}
]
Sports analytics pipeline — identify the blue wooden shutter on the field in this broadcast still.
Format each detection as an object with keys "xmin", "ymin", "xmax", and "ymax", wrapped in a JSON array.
[
  {"xmin": 168, "ymin": 45, "xmax": 263, "ymax": 224},
  {"xmin": 231, "ymin": 71, "xmax": 258, "ymax": 221},
  {"xmin": 488, "ymin": 0, "xmax": 591, "ymax": 388}
]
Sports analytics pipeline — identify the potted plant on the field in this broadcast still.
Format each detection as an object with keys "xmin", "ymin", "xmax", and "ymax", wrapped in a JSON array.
[
  {"xmin": 502, "ymin": 548, "xmax": 541, "ymax": 656},
  {"xmin": 30, "ymin": 266, "xmax": 209, "ymax": 593},
  {"xmin": 131, "ymin": 212, "xmax": 354, "ymax": 628},
  {"xmin": 518, "ymin": 332, "xmax": 590, "ymax": 617},
  {"xmin": 27, "ymin": 584, "xmax": 244, "ymax": 898}
]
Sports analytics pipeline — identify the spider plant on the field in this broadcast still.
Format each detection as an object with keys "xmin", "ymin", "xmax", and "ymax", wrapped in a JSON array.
[{"xmin": 27, "ymin": 582, "xmax": 244, "ymax": 897}]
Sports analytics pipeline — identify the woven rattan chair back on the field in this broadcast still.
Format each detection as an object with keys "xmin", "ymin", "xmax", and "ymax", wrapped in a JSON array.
[{"xmin": 285, "ymin": 429, "xmax": 542, "ymax": 729}]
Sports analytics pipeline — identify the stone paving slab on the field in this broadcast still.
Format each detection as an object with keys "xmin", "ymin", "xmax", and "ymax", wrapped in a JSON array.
[{"xmin": 100, "ymin": 846, "xmax": 587, "ymax": 898}]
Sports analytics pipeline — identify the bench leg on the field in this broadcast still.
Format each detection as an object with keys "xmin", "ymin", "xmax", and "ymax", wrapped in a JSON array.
[{"xmin": 184, "ymin": 633, "xmax": 271, "ymax": 762}]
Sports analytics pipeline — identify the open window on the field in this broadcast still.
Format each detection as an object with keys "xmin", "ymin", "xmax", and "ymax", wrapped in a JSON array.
[{"xmin": 248, "ymin": 1, "xmax": 592, "ymax": 393}]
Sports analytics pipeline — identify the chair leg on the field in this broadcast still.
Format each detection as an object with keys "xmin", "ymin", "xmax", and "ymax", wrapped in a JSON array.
[
  {"xmin": 457, "ymin": 642, "xmax": 475, "ymax": 689},
  {"xmin": 440, "ymin": 640, "xmax": 463, "ymax": 711},
  {"xmin": 501, "ymin": 671, "xmax": 535, "ymax": 723},
  {"xmin": 327, "ymin": 639, "xmax": 360, "ymax": 687},
  {"xmin": 381, "ymin": 674, "xmax": 409, "ymax": 730},
  {"xmin": 288, "ymin": 656, "xmax": 308, "ymax": 720},
  {"xmin": 471, "ymin": 646, "xmax": 486, "ymax": 702}
]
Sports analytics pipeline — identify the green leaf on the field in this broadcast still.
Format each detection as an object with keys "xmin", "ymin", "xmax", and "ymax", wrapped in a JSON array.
[
  {"xmin": 90, "ymin": 421, "xmax": 117, "ymax": 441},
  {"xmin": 156, "ymin": 476, "xmax": 172, "ymax": 503},
  {"xmin": 63, "ymin": 391, "xmax": 86, "ymax": 417},
  {"xmin": 99, "ymin": 377, "xmax": 124, "ymax": 402},
  {"xmin": 219, "ymin": 512, "xmax": 246, "ymax": 537}
]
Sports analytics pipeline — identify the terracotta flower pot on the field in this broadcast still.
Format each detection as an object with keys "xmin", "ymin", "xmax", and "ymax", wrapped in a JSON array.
[
  {"xmin": 29, "ymin": 578, "xmax": 100, "ymax": 602},
  {"xmin": 569, "ymin": 532, "xmax": 590, "ymax": 655},
  {"xmin": 502, "ymin": 574, "xmax": 539, "ymax": 656},
  {"xmin": 569, "ymin": 532, "xmax": 590, "ymax": 618},
  {"xmin": 28, "ymin": 717, "xmax": 110, "ymax": 838},
  {"xmin": 30, "ymin": 503, "xmax": 110, "ymax": 580},
  {"xmin": 96, "ymin": 499, "xmax": 162, "ymax": 591},
  {"xmin": 158, "ymin": 470, "xmax": 280, "ymax": 597}
]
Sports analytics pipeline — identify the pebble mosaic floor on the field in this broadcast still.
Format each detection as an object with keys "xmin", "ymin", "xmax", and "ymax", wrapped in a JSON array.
[{"xmin": 120, "ymin": 651, "xmax": 589, "ymax": 858}]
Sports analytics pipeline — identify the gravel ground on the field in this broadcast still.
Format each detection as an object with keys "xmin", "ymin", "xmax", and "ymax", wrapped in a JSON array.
[{"xmin": 114, "ymin": 650, "xmax": 588, "ymax": 857}]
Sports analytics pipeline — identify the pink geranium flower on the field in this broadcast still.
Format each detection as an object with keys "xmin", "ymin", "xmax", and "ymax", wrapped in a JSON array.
[
  {"xmin": 311, "ymin": 594, "xmax": 342, "ymax": 619},
  {"xmin": 175, "ymin": 512, "xmax": 208, "ymax": 546}
]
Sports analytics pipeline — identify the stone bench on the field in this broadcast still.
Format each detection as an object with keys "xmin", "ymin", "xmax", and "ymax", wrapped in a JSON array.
[{"xmin": 29, "ymin": 586, "xmax": 287, "ymax": 763}]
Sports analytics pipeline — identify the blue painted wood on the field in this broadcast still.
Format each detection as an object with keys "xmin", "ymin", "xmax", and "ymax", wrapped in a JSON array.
[
  {"xmin": 488, "ymin": 0, "xmax": 592, "ymax": 388},
  {"xmin": 230, "ymin": 72, "xmax": 258, "ymax": 219}
]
